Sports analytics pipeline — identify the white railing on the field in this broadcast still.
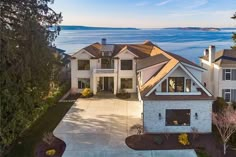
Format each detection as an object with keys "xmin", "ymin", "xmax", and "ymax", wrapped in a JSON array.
[{"xmin": 93, "ymin": 69, "xmax": 116, "ymax": 74}]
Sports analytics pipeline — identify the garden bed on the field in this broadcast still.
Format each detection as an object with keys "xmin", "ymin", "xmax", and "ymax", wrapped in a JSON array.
[
  {"xmin": 5, "ymin": 102, "xmax": 73, "ymax": 157},
  {"xmin": 126, "ymin": 133, "xmax": 236, "ymax": 157},
  {"xmin": 64, "ymin": 93, "xmax": 81, "ymax": 100},
  {"xmin": 35, "ymin": 136, "xmax": 66, "ymax": 157}
]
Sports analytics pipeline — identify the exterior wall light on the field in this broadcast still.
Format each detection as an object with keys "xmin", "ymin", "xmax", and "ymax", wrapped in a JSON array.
[
  {"xmin": 159, "ymin": 113, "xmax": 162, "ymax": 120},
  {"xmin": 195, "ymin": 113, "xmax": 198, "ymax": 120}
]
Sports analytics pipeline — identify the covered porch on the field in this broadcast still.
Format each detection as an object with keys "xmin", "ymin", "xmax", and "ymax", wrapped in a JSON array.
[{"xmin": 93, "ymin": 69, "xmax": 117, "ymax": 95}]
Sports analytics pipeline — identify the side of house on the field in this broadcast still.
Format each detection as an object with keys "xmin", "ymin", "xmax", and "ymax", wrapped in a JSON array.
[{"xmin": 200, "ymin": 46, "xmax": 236, "ymax": 102}]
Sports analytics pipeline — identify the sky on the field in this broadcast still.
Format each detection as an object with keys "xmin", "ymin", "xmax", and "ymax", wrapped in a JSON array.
[{"xmin": 50, "ymin": 0, "xmax": 236, "ymax": 28}]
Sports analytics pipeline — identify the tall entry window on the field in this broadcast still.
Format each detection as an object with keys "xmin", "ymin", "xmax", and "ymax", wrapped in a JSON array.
[{"xmin": 168, "ymin": 77, "xmax": 184, "ymax": 92}]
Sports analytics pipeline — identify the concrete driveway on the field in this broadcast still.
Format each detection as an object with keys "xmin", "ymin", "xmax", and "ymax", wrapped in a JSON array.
[{"xmin": 54, "ymin": 95, "xmax": 197, "ymax": 157}]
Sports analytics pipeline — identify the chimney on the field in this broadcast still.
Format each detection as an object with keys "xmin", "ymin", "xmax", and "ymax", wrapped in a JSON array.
[
  {"xmin": 101, "ymin": 38, "xmax": 106, "ymax": 45},
  {"xmin": 204, "ymin": 49, "xmax": 209, "ymax": 56},
  {"xmin": 208, "ymin": 45, "xmax": 215, "ymax": 63}
]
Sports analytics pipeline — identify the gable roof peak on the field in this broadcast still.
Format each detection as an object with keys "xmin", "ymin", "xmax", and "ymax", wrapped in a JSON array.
[{"xmin": 143, "ymin": 40, "xmax": 154, "ymax": 46}]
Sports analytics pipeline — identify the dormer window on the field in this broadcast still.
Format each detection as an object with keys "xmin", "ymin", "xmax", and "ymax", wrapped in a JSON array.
[
  {"xmin": 186, "ymin": 79, "xmax": 191, "ymax": 92},
  {"xmin": 168, "ymin": 77, "xmax": 184, "ymax": 92}
]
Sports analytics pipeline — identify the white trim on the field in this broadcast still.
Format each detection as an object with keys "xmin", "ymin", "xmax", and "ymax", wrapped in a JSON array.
[
  {"xmin": 114, "ymin": 49, "xmax": 138, "ymax": 58},
  {"xmin": 137, "ymin": 61, "xmax": 168, "ymax": 72},
  {"xmin": 72, "ymin": 49, "xmax": 96, "ymax": 58},
  {"xmin": 200, "ymin": 59, "xmax": 211, "ymax": 66},
  {"xmin": 155, "ymin": 92, "xmax": 201, "ymax": 95},
  {"xmin": 145, "ymin": 63, "xmax": 212, "ymax": 97},
  {"xmin": 179, "ymin": 63, "xmax": 212, "ymax": 96},
  {"xmin": 182, "ymin": 62, "xmax": 205, "ymax": 72},
  {"xmin": 145, "ymin": 63, "xmax": 180, "ymax": 96}
]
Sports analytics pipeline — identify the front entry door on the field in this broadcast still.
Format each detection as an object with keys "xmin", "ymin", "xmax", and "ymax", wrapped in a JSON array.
[{"xmin": 104, "ymin": 77, "xmax": 109, "ymax": 91}]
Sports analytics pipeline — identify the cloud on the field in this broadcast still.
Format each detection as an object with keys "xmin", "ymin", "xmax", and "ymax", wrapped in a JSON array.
[
  {"xmin": 135, "ymin": 1, "xmax": 149, "ymax": 6},
  {"xmin": 155, "ymin": 0, "xmax": 172, "ymax": 6},
  {"xmin": 186, "ymin": 0, "xmax": 208, "ymax": 9}
]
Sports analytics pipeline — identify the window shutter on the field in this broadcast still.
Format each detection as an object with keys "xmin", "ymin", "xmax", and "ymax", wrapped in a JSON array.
[
  {"xmin": 231, "ymin": 89, "xmax": 236, "ymax": 102},
  {"xmin": 222, "ymin": 89, "xmax": 225, "ymax": 98},
  {"xmin": 222, "ymin": 69, "xmax": 226, "ymax": 80},
  {"xmin": 232, "ymin": 69, "xmax": 236, "ymax": 80}
]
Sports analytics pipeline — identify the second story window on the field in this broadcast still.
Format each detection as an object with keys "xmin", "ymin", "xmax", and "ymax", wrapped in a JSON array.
[
  {"xmin": 168, "ymin": 77, "xmax": 184, "ymax": 92},
  {"xmin": 223, "ymin": 69, "xmax": 234, "ymax": 80},
  {"xmin": 78, "ymin": 60, "xmax": 90, "ymax": 70},
  {"xmin": 121, "ymin": 60, "xmax": 133, "ymax": 70},
  {"xmin": 161, "ymin": 80, "xmax": 167, "ymax": 92},
  {"xmin": 186, "ymin": 79, "xmax": 191, "ymax": 92},
  {"xmin": 222, "ymin": 89, "xmax": 231, "ymax": 102}
]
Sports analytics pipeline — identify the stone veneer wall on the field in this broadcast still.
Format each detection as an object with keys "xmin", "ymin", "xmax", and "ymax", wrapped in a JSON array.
[{"xmin": 143, "ymin": 100, "xmax": 212, "ymax": 133}]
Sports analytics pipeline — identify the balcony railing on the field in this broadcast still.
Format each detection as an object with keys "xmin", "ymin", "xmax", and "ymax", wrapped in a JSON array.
[{"xmin": 93, "ymin": 69, "xmax": 117, "ymax": 74}]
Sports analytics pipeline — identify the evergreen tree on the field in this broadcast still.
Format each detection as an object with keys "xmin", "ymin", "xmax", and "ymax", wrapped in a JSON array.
[
  {"xmin": 232, "ymin": 12, "xmax": 236, "ymax": 49},
  {"xmin": 0, "ymin": 0, "xmax": 62, "ymax": 151}
]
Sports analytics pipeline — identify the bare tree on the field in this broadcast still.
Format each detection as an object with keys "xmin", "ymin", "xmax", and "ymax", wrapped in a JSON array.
[{"xmin": 212, "ymin": 105, "xmax": 236, "ymax": 155}]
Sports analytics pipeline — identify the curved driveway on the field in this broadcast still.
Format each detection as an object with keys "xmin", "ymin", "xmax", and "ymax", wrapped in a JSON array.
[{"xmin": 54, "ymin": 95, "xmax": 197, "ymax": 157}]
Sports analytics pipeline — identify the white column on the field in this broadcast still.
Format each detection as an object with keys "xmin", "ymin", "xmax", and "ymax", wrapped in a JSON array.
[
  {"xmin": 114, "ymin": 75, "xmax": 117, "ymax": 95},
  {"xmin": 93, "ymin": 75, "xmax": 97, "ymax": 95}
]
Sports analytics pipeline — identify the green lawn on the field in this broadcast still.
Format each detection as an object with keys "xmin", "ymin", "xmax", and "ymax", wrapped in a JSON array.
[{"xmin": 6, "ymin": 102, "xmax": 73, "ymax": 157}]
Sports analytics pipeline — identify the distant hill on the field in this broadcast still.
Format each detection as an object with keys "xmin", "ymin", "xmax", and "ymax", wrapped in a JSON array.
[
  {"xmin": 164, "ymin": 27, "xmax": 221, "ymax": 31},
  {"xmin": 61, "ymin": 25, "xmax": 139, "ymax": 30}
]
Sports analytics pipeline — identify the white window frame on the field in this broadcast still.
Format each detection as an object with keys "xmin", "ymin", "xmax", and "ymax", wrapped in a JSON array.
[
  {"xmin": 78, "ymin": 78, "xmax": 90, "ymax": 89},
  {"xmin": 225, "ymin": 69, "xmax": 231, "ymax": 80},
  {"xmin": 224, "ymin": 89, "xmax": 231, "ymax": 102}
]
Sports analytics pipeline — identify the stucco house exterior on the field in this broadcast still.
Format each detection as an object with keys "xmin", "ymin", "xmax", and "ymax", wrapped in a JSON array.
[
  {"xmin": 71, "ymin": 39, "xmax": 214, "ymax": 133},
  {"xmin": 200, "ymin": 46, "xmax": 236, "ymax": 103}
]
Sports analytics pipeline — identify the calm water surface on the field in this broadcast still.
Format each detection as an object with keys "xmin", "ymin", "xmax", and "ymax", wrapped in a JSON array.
[{"xmin": 55, "ymin": 28, "xmax": 236, "ymax": 63}]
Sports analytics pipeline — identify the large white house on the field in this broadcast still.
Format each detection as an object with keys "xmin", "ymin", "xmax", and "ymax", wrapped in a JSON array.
[
  {"xmin": 200, "ymin": 46, "xmax": 236, "ymax": 103},
  {"xmin": 71, "ymin": 39, "xmax": 214, "ymax": 133}
]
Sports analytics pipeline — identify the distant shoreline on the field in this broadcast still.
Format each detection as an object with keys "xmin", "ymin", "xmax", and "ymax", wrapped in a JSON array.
[
  {"xmin": 164, "ymin": 27, "xmax": 221, "ymax": 31},
  {"xmin": 60, "ymin": 25, "xmax": 139, "ymax": 30}
]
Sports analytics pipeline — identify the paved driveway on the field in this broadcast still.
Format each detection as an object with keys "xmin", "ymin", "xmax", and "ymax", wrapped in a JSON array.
[{"xmin": 54, "ymin": 95, "xmax": 197, "ymax": 157}]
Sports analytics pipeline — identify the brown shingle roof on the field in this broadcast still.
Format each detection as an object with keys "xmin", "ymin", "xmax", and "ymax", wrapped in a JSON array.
[
  {"xmin": 137, "ymin": 54, "xmax": 169, "ymax": 70},
  {"xmin": 139, "ymin": 58, "xmax": 179, "ymax": 97}
]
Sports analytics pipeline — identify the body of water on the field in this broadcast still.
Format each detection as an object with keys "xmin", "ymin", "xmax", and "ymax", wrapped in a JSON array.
[{"xmin": 55, "ymin": 28, "xmax": 236, "ymax": 63}]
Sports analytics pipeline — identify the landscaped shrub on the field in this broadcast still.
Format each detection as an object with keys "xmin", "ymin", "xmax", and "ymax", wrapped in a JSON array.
[
  {"xmin": 130, "ymin": 124, "xmax": 143, "ymax": 135},
  {"xmin": 81, "ymin": 88, "xmax": 93, "ymax": 98},
  {"xmin": 196, "ymin": 149, "xmax": 210, "ymax": 157},
  {"xmin": 45, "ymin": 149, "xmax": 56, "ymax": 156},
  {"xmin": 154, "ymin": 136, "xmax": 163, "ymax": 145},
  {"xmin": 212, "ymin": 97, "xmax": 228, "ymax": 112},
  {"xmin": 42, "ymin": 132, "xmax": 55, "ymax": 145},
  {"xmin": 178, "ymin": 133, "xmax": 190, "ymax": 145},
  {"xmin": 229, "ymin": 132, "xmax": 236, "ymax": 148},
  {"xmin": 116, "ymin": 89, "xmax": 131, "ymax": 99}
]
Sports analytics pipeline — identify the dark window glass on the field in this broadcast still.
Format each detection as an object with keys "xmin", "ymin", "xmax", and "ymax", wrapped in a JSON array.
[
  {"xmin": 121, "ymin": 60, "xmax": 133, "ymax": 70},
  {"xmin": 161, "ymin": 80, "xmax": 167, "ymax": 92},
  {"xmin": 78, "ymin": 78, "xmax": 90, "ymax": 89},
  {"xmin": 78, "ymin": 60, "xmax": 90, "ymax": 70},
  {"xmin": 223, "ymin": 89, "xmax": 231, "ymax": 102},
  {"xmin": 225, "ymin": 69, "xmax": 231, "ymax": 80},
  {"xmin": 121, "ymin": 78, "xmax": 132, "ymax": 89},
  {"xmin": 166, "ymin": 109, "xmax": 190, "ymax": 126},
  {"xmin": 186, "ymin": 79, "xmax": 191, "ymax": 92},
  {"xmin": 168, "ymin": 77, "xmax": 184, "ymax": 92}
]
